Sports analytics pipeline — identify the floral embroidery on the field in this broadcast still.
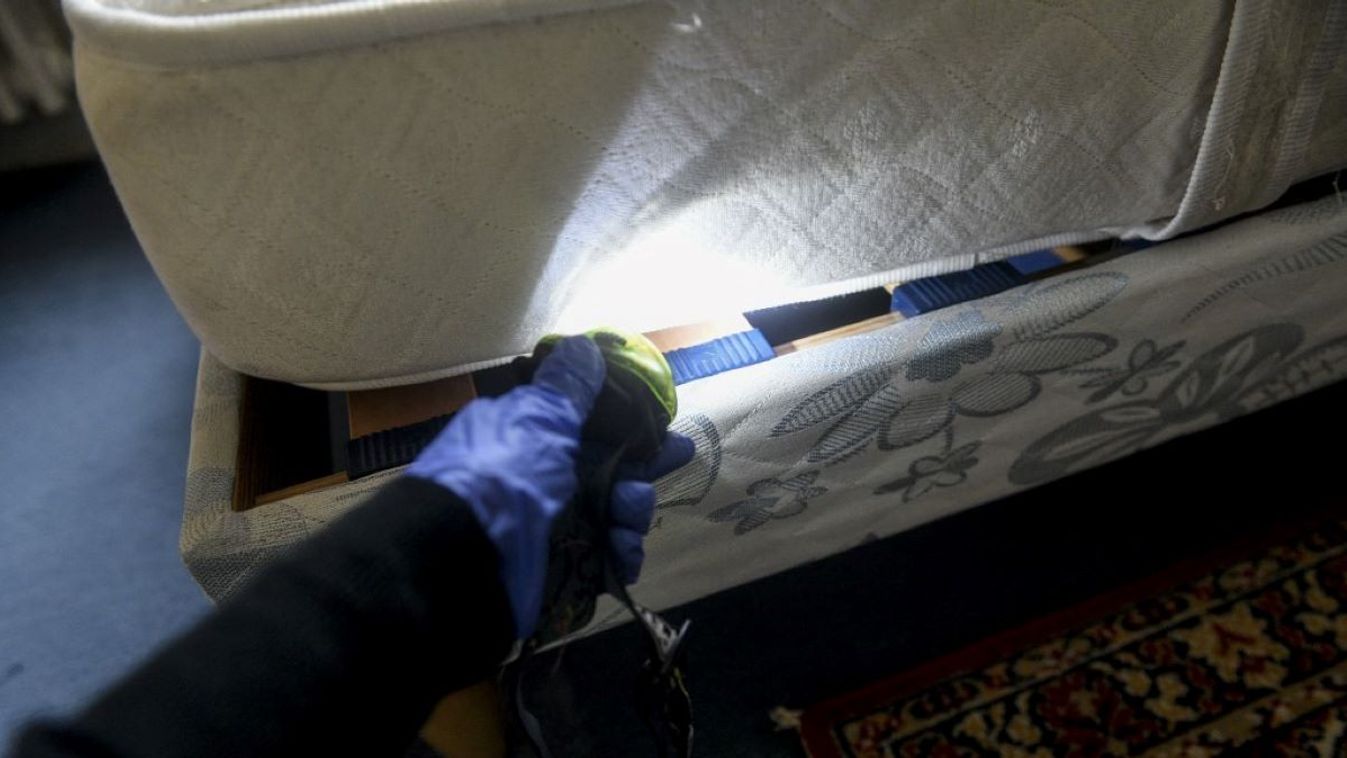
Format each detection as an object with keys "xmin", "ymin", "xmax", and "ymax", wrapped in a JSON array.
[
  {"xmin": 905, "ymin": 310, "xmax": 1001, "ymax": 383},
  {"xmin": 706, "ymin": 471, "xmax": 827, "ymax": 535},
  {"xmin": 770, "ymin": 274, "xmax": 1128, "ymax": 468},
  {"xmin": 1076, "ymin": 339, "xmax": 1184, "ymax": 402},
  {"xmin": 725, "ymin": 273, "xmax": 1128, "ymax": 535},
  {"xmin": 873, "ymin": 442, "xmax": 980, "ymax": 502},
  {"xmin": 1011, "ymin": 326, "xmax": 1347, "ymax": 486}
]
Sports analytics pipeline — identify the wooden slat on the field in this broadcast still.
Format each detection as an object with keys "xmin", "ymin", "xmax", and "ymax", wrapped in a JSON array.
[
  {"xmin": 646, "ymin": 315, "xmax": 753, "ymax": 352},
  {"xmin": 255, "ymin": 472, "xmax": 350, "ymax": 506},
  {"xmin": 346, "ymin": 374, "xmax": 478, "ymax": 439},
  {"xmin": 774, "ymin": 313, "xmax": 904, "ymax": 356},
  {"xmin": 1053, "ymin": 245, "xmax": 1088, "ymax": 264}
]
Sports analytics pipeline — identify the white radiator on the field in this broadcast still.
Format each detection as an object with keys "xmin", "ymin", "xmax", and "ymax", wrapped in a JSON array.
[{"xmin": 0, "ymin": 0, "xmax": 72, "ymax": 124}]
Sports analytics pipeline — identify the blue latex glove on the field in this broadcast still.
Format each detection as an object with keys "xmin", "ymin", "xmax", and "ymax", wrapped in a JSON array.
[
  {"xmin": 605, "ymin": 435, "xmax": 696, "ymax": 585},
  {"xmin": 406, "ymin": 336, "xmax": 694, "ymax": 638}
]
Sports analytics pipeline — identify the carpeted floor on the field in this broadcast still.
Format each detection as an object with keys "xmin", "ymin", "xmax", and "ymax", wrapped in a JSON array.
[
  {"xmin": 2, "ymin": 164, "xmax": 1345, "ymax": 757},
  {"xmin": 799, "ymin": 517, "xmax": 1347, "ymax": 756},
  {"xmin": 0, "ymin": 165, "xmax": 209, "ymax": 744}
]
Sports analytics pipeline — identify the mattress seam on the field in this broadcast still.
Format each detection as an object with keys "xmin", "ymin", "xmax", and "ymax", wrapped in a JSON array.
[{"xmin": 63, "ymin": 0, "xmax": 649, "ymax": 67}]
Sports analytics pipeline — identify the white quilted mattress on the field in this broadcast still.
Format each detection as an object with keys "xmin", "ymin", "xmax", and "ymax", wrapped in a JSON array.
[{"xmin": 65, "ymin": 0, "xmax": 1347, "ymax": 389}]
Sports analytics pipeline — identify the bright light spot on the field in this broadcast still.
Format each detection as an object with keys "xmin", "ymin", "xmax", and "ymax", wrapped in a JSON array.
[
  {"xmin": 671, "ymin": 12, "xmax": 702, "ymax": 33},
  {"xmin": 552, "ymin": 203, "xmax": 795, "ymax": 333}
]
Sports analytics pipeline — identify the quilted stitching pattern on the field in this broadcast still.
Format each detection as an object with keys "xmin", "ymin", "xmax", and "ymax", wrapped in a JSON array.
[{"xmin": 74, "ymin": 0, "xmax": 1344, "ymax": 386}]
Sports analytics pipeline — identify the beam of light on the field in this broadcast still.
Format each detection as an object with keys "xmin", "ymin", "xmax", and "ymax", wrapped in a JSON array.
[{"xmin": 551, "ymin": 200, "xmax": 797, "ymax": 334}]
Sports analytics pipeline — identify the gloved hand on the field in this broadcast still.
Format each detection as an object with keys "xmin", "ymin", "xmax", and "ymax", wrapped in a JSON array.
[
  {"xmin": 604, "ymin": 434, "xmax": 695, "ymax": 585},
  {"xmin": 407, "ymin": 336, "xmax": 694, "ymax": 639}
]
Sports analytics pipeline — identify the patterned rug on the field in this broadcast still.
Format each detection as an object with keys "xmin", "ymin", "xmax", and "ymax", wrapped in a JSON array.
[{"xmin": 799, "ymin": 520, "xmax": 1347, "ymax": 756}]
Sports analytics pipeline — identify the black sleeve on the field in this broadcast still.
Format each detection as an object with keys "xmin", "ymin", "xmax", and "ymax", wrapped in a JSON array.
[{"xmin": 12, "ymin": 476, "xmax": 514, "ymax": 758}]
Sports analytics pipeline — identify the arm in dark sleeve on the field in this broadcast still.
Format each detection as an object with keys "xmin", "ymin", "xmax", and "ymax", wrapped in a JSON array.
[{"xmin": 13, "ymin": 476, "xmax": 513, "ymax": 758}]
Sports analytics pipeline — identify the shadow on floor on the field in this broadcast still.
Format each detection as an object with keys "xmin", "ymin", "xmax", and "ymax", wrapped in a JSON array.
[{"xmin": 542, "ymin": 378, "xmax": 1346, "ymax": 757}]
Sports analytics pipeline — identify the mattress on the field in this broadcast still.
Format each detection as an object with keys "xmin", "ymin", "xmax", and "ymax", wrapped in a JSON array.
[
  {"xmin": 182, "ymin": 193, "xmax": 1347, "ymax": 636},
  {"xmin": 65, "ymin": 0, "xmax": 1347, "ymax": 388}
]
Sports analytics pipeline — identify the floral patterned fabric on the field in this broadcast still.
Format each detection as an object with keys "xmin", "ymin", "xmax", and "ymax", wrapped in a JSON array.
[
  {"xmin": 800, "ymin": 521, "xmax": 1347, "ymax": 757},
  {"xmin": 182, "ymin": 195, "xmax": 1347, "ymax": 643}
]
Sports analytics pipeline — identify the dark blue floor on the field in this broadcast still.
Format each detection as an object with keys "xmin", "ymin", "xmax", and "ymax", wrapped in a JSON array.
[{"xmin": 0, "ymin": 166, "xmax": 209, "ymax": 744}]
